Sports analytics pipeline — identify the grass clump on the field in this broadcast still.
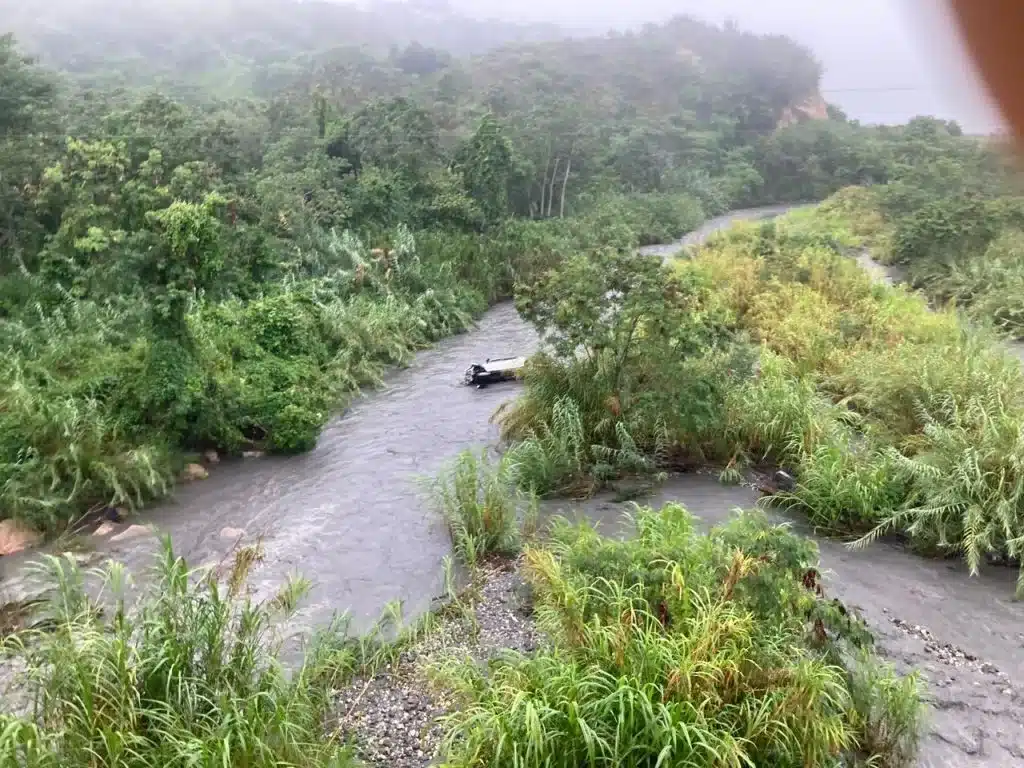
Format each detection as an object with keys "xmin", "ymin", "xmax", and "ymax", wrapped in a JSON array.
[
  {"xmin": 0, "ymin": 540, "xmax": 361, "ymax": 768},
  {"xmin": 432, "ymin": 448, "xmax": 536, "ymax": 567},
  {"xmin": 670, "ymin": 205, "xmax": 1024, "ymax": 585},
  {"xmin": 431, "ymin": 503, "xmax": 924, "ymax": 767}
]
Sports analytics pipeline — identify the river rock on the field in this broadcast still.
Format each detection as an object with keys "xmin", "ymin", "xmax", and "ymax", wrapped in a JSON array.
[
  {"xmin": 93, "ymin": 522, "xmax": 118, "ymax": 537},
  {"xmin": 110, "ymin": 525, "xmax": 151, "ymax": 543},
  {"xmin": 0, "ymin": 520, "xmax": 41, "ymax": 556},
  {"xmin": 242, "ymin": 450, "xmax": 265, "ymax": 459},
  {"xmin": 219, "ymin": 527, "xmax": 246, "ymax": 541},
  {"xmin": 773, "ymin": 470, "xmax": 796, "ymax": 491},
  {"xmin": 182, "ymin": 463, "xmax": 209, "ymax": 481},
  {"xmin": 203, "ymin": 449, "xmax": 220, "ymax": 465}
]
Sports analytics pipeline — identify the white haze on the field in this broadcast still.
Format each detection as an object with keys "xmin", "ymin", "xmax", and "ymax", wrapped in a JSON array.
[{"xmin": 439, "ymin": 0, "xmax": 1005, "ymax": 134}]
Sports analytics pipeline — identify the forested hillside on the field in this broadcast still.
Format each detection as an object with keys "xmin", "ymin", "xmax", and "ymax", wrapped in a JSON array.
[
  {"xmin": 0, "ymin": 0, "xmax": 564, "ymax": 89},
  {"xmin": 0, "ymin": 2, "xmax": 846, "ymax": 533},
  {"xmin": 1, "ymin": 0, "xmax": 1020, "ymax": 538}
]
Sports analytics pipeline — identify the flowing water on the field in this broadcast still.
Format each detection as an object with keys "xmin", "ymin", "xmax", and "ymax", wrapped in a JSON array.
[{"xmin": 3, "ymin": 207, "xmax": 1023, "ymax": 764}]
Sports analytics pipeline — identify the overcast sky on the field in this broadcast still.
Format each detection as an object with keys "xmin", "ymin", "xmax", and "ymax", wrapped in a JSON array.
[{"xmin": 443, "ymin": 0, "xmax": 1005, "ymax": 133}]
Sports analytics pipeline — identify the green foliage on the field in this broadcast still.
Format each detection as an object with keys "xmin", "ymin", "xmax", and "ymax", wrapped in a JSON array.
[
  {"xmin": 777, "ymin": 442, "xmax": 909, "ymax": 534},
  {"xmin": 685, "ymin": 208, "xmax": 1024, "ymax": 585},
  {"xmin": 504, "ymin": 393, "xmax": 593, "ymax": 497},
  {"xmin": 145, "ymin": 194, "xmax": 226, "ymax": 337},
  {"xmin": 244, "ymin": 292, "xmax": 327, "ymax": 361},
  {"xmin": 753, "ymin": 119, "xmax": 891, "ymax": 204},
  {"xmin": 432, "ymin": 503, "xmax": 923, "ymax": 767},
  {"xmin": 431, "ymin": 449, "xmax": 531, "ymax": 568},
  {"xmin": 502, "ymin": 234, "xmax": 749, "ymax": 492},
  {"xmin": 0, "ymin": 540, "xmax": 360, "ymax": 767},
  {"xmin": 456, "ymin": 114, "xmax": 514, "ymax": 227}
]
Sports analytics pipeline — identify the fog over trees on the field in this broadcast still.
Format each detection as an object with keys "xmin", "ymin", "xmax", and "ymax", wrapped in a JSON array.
[{"xmin": 450, "ymin": 0, "xmax": 1003, "ymax": 133}]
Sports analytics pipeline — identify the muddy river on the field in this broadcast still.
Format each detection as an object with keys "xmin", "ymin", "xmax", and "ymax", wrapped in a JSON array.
[{"xmin": 2, "ymin": 207, "xmax": 1023, "ymax": 765}]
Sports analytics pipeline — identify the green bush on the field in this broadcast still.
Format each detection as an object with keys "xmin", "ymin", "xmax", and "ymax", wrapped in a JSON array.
[
  {"xmin": 269, "ymin": 402, "xmax": 328, "ymax": 454},
  {"xmin": 432, "ymin": 503, "xmax": 924, "ymax": 768},
  {"xmin": 0, "ymin": 540, "xmax": 361, "ymax": 767},
  {"xmin": 777, "ymin": 441, "xmax": 909, "ymax": 533},
  {"xmin": 244, "ymin": 292, "xmax": 329, "ymax": 362},
  {"xmin": 431, "ymin": 449, "xmax": 530, "ymax": 567}
]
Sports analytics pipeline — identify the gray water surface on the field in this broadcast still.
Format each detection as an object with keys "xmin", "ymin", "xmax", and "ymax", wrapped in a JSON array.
[{"xmin": 638, "ymin": 203, "xmax": 811, "ymax": 259}]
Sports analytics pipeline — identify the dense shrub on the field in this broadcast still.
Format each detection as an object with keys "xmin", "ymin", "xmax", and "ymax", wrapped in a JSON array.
[
  {"xmin": 433, "ymin": 503, "xmax": 924, "ymax": 767},
  {"xmin": 0, "ymin": 541, "xmax": 361, "ymax": 767}
]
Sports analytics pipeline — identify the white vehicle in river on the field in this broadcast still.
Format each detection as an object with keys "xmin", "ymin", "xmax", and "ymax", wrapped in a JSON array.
[{"xmin": 463, "ymin": 356, "xmax": 526, "ymax": 388}]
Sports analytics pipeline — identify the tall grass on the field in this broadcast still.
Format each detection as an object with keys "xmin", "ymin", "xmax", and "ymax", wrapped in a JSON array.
[
  {"xmin": 494, "ymin": 355, "xmax": 677, "ymax": 497},
  {"xmin": 431, "ymin": 449, "xmax": 533, "ymax": 567},
  {"xmin": 431, "ymin": 503, "xmax": 924, "ymax": 767},
  {"xmin": 0, "ymin": 539, "xmax": 361, "ymax": 767},
  {"xmin": 680, "ymin": 203, "xmax": 1024, "ymax": 585},
  {"xmin": 776, "ymin": 442, "xmax": 909, "ymax": 534},
  {"xmin": 854, "ymin": 390, "xmax": 1024, "ymax": 586},
  {"xmin": 723, "ymin": 348, "xmax": 851, "ymax": 467}
]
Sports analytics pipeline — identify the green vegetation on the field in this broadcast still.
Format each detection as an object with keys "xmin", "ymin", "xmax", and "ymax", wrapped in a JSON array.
[
  {"xmin": 2, "ymin": 0, "xmax": 1023, "ymax": 759},
  {"xmin": 6, "ymin": 2, "xmax": 1018, "ymax": 766},
  {"xmin": 431, "ymin": 449, "xmax": 534, "ymax": 567},
  {"xmin": 432, "ymin": 503, "xmax": 924, "ymax": 767},
  {"xmin": 0, "ymin": 540, "xmax": 365, "ymax": 767},
  {"xmin": 0, "ymin": 2, "xmax": 863, "ymax": 536},
  {"xmin": 501, "ymin": 194, "xmax": 1024, "ymax": 588},
  {"xmin": 792, "ymin": 122, "xmax": 1024, "ymax": 338},
  {"xmin": 706, "ymin": 203, "xmax": 1024, "ymax": 585}
]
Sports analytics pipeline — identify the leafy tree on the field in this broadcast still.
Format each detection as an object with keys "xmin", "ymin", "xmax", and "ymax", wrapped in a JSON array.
[
  {"xmin": 145, "ymin": 193, "xmax": 226, "ymax": 339},
  {"xmin": 328, "ymin": 97, "xmax": 440, "ymax": 181},
  {"xmin": 456, "ymin": 114, "xmax": 514, "ymax": 225},
  {"xmin": 0, "ymin": 35, "xmax": 56, "ymax": 267},
  {"xmin": 515, "ymin": 248, "xmax": 726, "ymax": 392}
]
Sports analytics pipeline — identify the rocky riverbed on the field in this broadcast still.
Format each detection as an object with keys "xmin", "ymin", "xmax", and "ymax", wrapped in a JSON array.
[{"xmin": 332, "ymin": 558, "xmax": 540, "ymax": 767}]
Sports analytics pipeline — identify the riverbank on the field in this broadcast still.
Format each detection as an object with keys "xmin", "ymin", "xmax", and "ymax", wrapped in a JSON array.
[{"xmin": 0, "ymin": 207, "xmax": 791, "ymax": 635}]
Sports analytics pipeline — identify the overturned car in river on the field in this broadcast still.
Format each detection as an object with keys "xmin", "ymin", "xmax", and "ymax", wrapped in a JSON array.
[{"xmin": 463, "ymin": 356, "xmax": 526, "ymax": 388}]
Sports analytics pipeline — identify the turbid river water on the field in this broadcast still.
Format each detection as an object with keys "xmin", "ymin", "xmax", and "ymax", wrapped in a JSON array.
[{"xmin": 2, "ymin": 206, "xmax": 1023, "ymax": 765}]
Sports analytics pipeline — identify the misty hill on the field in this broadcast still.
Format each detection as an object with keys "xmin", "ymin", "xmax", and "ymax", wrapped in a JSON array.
[
  {"xmin": 0, "ymin": 0, "xmax": 566, "ymax": 88},
  {"xmin": 255, "ymin": 13, "xmax": 828, "ymax": 217}
]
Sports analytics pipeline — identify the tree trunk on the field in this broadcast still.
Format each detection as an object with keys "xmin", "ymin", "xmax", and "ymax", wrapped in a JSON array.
[
  {"xmin": 538, "ymin": 161, "xmax": 549, "ymax": 219},
  {"xmin": 559, "ymin": 157, "xmax": 572, "ymax": 218},
  {"xmin": 547, "ymin": 157, "xmax": 560, "ymax": 218}
]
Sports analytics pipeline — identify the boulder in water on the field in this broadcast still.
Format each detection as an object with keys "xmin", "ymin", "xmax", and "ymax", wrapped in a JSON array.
[
  {"xmin": 93, "ymin": 522, "xmax": 118, "ymax": 537},
  {"xmin": 0, "ymin": 520, "xmax": 41, "ymax": 556},
  {"xmin": 110, "ymin": 525, "xmax": 152, "ymax": 543},
  {"xmin": 182, "ymin": 463, "xmax": 209, "ymax": 481},
  {"xmin": 773, "ymin": 470, "xmax": 796, "ymax": 492}
]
